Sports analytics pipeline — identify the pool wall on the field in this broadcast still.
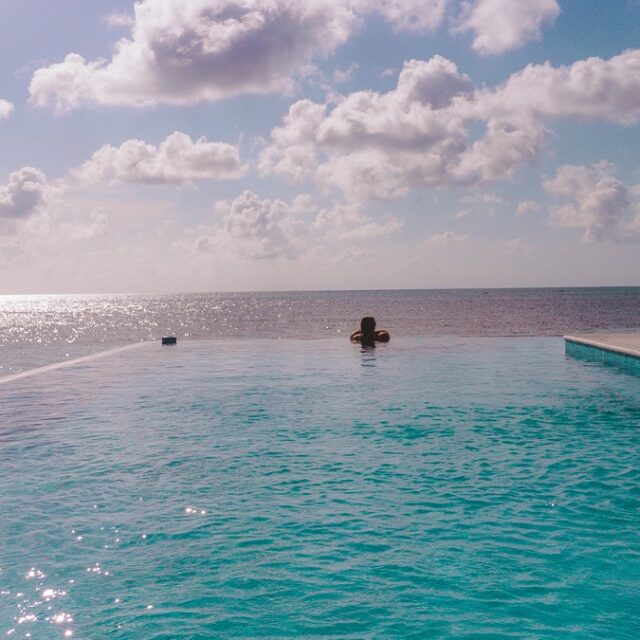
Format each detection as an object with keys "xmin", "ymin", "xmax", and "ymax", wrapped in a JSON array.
[{"xmin": 565, "ymin": 337, "xmax": 640, "ymax": 373}]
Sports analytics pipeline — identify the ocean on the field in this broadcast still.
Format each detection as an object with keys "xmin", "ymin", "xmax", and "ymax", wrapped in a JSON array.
[{"xmin": 1, "ymin": 287, "xmax": 639, "ymax": 376}]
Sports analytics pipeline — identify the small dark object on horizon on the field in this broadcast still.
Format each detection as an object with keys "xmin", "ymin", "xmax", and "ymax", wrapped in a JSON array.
[{"xmin": 162, "ymin": 336, "xmax": 177, "ymax": 345}]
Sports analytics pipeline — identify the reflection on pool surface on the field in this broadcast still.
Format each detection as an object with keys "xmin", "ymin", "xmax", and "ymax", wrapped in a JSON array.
[{"xmin": 1, "ymin": 337, "xmax": 639, "ymax": 639}]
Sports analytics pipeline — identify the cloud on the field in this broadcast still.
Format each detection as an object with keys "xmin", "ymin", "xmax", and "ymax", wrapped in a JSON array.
[
  {"xmin": 456, "ymin": 0, "xmax": 560, "ymax": 55},
  {"xmin": 198, "ymin": 190, "xmax": 307, "ymax": 260},
  {"xmin": 0, "ymin": 167, "xmax": 54, "ymax": 219},
  {"xmin": 260, "ymin": 54, "xmax": 533, "ymax": 197},
  {"xmin": 0, "ymin": 167, "xmax": 106, "ymax": 261},
  {"xmin": 261, "ymin": 50, "xmax": 640, "ymax": 201},
  {"xmin": 29, "ymin": 0, "xmax": 359, "ymax": 112},
  {"xmin": 29, "ymin": 0, "xmax": 456, "ymax": 112},
  {"xmin": 29, "ymin": 0, "xmax": 452, "ymax": 113},
  {"xmin": 516, "ymin": 199, "xmax": 543, "ymax": 215},
  {"xmin": 543, "ymin": 162, "xmax": 639, "ymax": 242},
  {"xmin": 313, "ymin": 201, "xmax": 403, "ymax": 239},
  {"xmin": 73, "ymin": 132, "xmax": 246, "ymax": 185},
  {"xmin": 261, "ymin": 56, "xmax": 479, "ymax": 199},
  {"xmin": 425, "ymin": 230, "xmax": 467, "ymax": 245},
  {"xmin": 259, "ymin": 99, "xmax": 328, "ymax": 184},
  {"xmin": 0, "ymin": 99, "xmax": 14, "ymax": 119},
  {"xmin": 105, "ymin": 12, "xmax": 134, "ymax": 28},
  {"xmin": 371, "ymin": 0, "xmax": 448, "ymax": 33},
  {"xmin": 0, "ymin": 204, "xmax": 108, "ymax": 262},
  {"xmin": 475, "ymin": 49, "xmax": 640, "ymax": 124},
  {"xmin": 195, "ymin": 190, "xmax": 401, "ymax": 260}
]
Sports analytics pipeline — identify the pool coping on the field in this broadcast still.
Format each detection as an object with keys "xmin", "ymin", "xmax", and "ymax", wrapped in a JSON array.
[
  {"xmin": 564, "ymin": 333, "xmax": 640, "ymax": 360},
  {"xmin": 0, "ymin": 342, "xmax": 149, "ymax": 385}
]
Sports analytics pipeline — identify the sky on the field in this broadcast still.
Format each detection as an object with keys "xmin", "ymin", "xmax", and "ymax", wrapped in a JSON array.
[{"xmin": 0, "ymin": 0, "xmax": 639, "ymax": 293}]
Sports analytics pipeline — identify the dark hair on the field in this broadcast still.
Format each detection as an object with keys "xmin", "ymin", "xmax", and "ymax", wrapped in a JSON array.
[{"xmin": 361, "ymin": 317, "xmax": 376, "ymax": 333}]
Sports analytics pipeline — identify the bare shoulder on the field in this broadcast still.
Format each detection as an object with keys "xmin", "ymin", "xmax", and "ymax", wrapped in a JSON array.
[
  {"xmin": 376, "ymin": 330, "xmax": 390, "ymax": 342},
  {"xmin": 350, "ymin": 330, "xmax": 362, "ymax": 342}
]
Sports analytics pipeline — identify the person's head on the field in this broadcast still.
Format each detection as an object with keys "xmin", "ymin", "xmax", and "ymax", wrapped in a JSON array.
[{"xmin": 360, "ymin": 317, "xmax": 376, "ymax": 335}]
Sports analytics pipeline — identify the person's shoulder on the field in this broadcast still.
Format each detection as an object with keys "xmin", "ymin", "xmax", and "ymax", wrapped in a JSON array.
[
  {"xmin": 350, "ymin": 330, "xmax": 362, "ymax": 342},
  {"xmin": 375, "ymin": 330, "xmax": 390, "ymax": 342}
]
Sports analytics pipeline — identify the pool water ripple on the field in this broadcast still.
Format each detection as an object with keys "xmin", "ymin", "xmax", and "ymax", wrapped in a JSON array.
[{"xmin": 0, "ymin": 337, "xmax": 639, "ymax": 639}]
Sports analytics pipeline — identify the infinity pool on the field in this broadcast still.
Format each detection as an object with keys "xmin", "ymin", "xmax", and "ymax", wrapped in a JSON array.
[{"xmin": 1, "ymin": 338, "xmax": 639, "ymax": 639}]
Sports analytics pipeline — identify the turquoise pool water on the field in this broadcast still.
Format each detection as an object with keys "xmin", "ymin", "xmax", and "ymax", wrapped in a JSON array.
[{"xmin": 1, "ymin": 338, "xmax": 639, "ymax": 639}]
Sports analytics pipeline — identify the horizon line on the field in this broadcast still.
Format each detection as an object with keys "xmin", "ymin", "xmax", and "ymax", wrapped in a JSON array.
[{"xmin": 1, "ymin": 284, "xmax": 639, "ymax": 297}]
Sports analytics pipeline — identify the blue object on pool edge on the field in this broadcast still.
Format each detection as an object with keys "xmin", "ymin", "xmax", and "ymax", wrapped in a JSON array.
[
  {"xmin": 161, "ymin": 336, "xmax": 177, "ymax": 345},
  {"xmin": 1, "ymin": 337, "xmax": 639, "ymax": 640}
]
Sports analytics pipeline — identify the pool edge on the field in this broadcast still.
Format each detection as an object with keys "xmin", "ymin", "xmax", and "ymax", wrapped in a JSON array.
[
  {"xmin": 0, "ymin": 342, "xmax": 150, "ymax": 385},
  {"xmin": 564, "ymin": 334, "xmax": 640, "ymax": 372}
]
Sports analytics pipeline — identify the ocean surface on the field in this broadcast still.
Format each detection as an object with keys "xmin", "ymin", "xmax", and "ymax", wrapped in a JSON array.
[
  {"xmin": 1, "ymin": 337, "xmax": 639, "ymax": 639},
  {"xmin": 1, "ymin": 287, "xmax": 639, "ymax": 376}
]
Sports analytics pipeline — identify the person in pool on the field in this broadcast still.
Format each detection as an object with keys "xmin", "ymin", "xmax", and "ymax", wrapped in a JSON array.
[{"xmin": 350, "ymin": 317, "xmax": 390, "ymax": 346}]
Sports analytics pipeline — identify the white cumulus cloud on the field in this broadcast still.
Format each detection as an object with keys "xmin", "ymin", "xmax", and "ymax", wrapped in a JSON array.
[
  {"xmin": 29, "ymin": 0, "xmax": 453, "ymax": 112},
  {"xmin": 260, "ymin": 50, "xmax": 640, "ymax": 201},
  {"xmin": 261, "ymin": 56, "xmax": 480, "ymax": 199},
  {"xmin": 0, "ymin": 168, "xmax": 54, "ymax": 219},
  {"xmin": 543, "ymin": 162, "xmax": 639, "ymax": 242},
  {"xmin": 198, "ymin": 190, "xmax": 307, "ymax": 260},
  {"xmin": 29, "ymin": 0, "xmax": 359, "ymax": 112},
  {"xmin": 456, "ymin": 0, "xmax": 560, "ymax": 55},
  {"xmin": 74, "ymin": 132, "xmax": 246, "ymax": 185},
  {"xmin": 0, "ymin": 99, "xmax": 15, "ymax": 120},
  {"xmin": 195, "ymin": 190, "xmax": 402, "ymax": 260},
  {"xmin": 476, "ymin": 49, "xmax": 640, "ymax": 124}
]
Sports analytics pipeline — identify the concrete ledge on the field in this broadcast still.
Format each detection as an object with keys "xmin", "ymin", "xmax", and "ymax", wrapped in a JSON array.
[
  {"xmin": 564, "ymin": 333, "xmax": 640, "ymax": 359},
  {"xmin": 564, "ymin": 333, "xmax": 640, "ymax": 372}
]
